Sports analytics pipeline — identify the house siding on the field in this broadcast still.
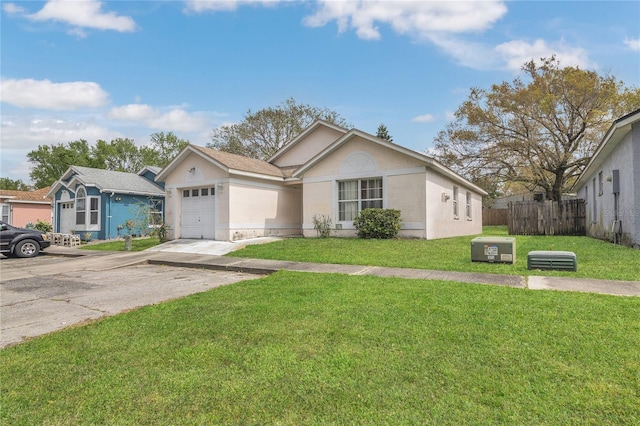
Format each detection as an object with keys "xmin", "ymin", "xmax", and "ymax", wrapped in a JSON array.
[
  {"xmin": 271, "ymin": 126, "xmax": 346, "ymax": 168},
  {"xmin": 576, "ymin": 122, "xmax": 639, "ymax": 246},
  {"xmin": 425, "ymin": 170, "xmax": 483, "ymax": 239}
]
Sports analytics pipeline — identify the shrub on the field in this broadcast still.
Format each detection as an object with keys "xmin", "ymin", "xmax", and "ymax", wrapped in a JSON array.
[
  {"xmin": 34, "ymin": 219, "xmax": 52, "ymax": 233},
  {"xmin": 353, "ymin": 208, "xmax": 401, "ymax": 239},
  {"xmin": 312, "ymin": 214, "xmax": 332, "ymax": 238}
]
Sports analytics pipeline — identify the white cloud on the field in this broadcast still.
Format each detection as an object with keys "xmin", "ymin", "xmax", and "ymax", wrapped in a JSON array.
[
  {"xmin": 2, "ymin": 2, "xmax": 26, "ymax": 14},
  {"xmin": 0, "ymin": 78, "xmax": 110, "ymax": 110},
  {"xmin": 411, "ymin": 113, "xmax": 436, "ymax": 123},
  {"xmin": 303, "ymin": 0, "xmax": 507, "ymax": 41},
  {"xmin": 183, "ymin": 0, "xmax": 281, "ymax": 13},
  {"xmin": 108, "ymin": 104, "xmax": 211, "ymax": 133},
  {"xmin": 495, "ymin": 39, "xmax": 593, "ymax": 71},
  {"xmin": 26, "ymin": 0, "xmax": 136, "ymax": 33},
  {"xmin": 624, "ymin": 37, "xmax": 640, "ymax": 51}
]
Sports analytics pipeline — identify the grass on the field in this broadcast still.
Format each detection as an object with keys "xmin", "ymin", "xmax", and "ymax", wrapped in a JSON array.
[
  {"xmin": 231, "ymin": 226, "xmax": 640, "ymax": 281},
  {"xmin": 80, "ymin": 237, "xmax": 161, "ymax": 252},
  {"xmin": 1, "ymin": 271, "xmax": 639, "ymax": 424}
]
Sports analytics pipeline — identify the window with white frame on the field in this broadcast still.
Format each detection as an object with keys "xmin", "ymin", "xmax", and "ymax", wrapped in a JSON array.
[
  {"xmin": 149, "ymin": 199, "xmax": 163, "ymax": 227},
  {"xmin": 453, "ymin": 186, "xmax": 459, "ymax": 218},
  {"xmin": 75, "ymin": 186, "xmax": 100, "ymax": 229},
  {"xmin": 465, "ymin": 191, "xmax": 472, "ymax": 220},
  {"xmin": 338, "ymin": 178, "xmax": 383, "ymax": 221},
  {"xmin": 1, "ymin": 204, "xmax": 9, "ymax": 223},
  {"xmin": 76, "ymin": 187, "xmax": 86, "ymax": 225}
]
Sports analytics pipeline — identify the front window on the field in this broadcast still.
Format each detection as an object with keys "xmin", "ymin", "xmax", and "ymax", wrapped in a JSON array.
[
  {"xmin": 89, "ymin": 198, "xmax": 99, "ymax": 225},
  {"xmin": 465, "ymin": 191, "xmax": 472, "ymax": 220},
  {"xmin": 149, "ymin": 199, "xmax": 163, "ymax": 227},
  {"xmin": 338, "ymin": 178, "xmax": 383, "ymax": 221},
  {"xmin": 76, "ymin": 187, "xmax": 86, "ymax": 225}
]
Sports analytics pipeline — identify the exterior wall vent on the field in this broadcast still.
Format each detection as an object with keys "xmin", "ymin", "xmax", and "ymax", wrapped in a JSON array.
[{"xmin": 527, "ymin": 251, "xmax": 577, "ymax": 271}]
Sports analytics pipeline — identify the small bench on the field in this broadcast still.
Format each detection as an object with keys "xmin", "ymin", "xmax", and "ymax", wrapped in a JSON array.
[{"xmin": 527, "ymin": 251, "xmax": 577, "ymax": 271}]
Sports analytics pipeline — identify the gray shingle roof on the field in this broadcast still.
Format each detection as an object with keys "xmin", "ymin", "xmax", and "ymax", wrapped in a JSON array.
[{"xmin": 70, "ymin": 166, "xmax": 164, "ymax": 196}]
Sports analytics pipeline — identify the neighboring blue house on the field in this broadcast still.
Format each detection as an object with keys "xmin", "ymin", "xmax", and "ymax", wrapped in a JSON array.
[{"xmin": 47, "ymin": 166, "xmax": 165, "ymax": 240}]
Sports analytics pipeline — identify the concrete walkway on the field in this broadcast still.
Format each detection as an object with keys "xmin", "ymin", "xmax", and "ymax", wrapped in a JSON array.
[{"xmin": 43, "ymin": 243, "xmax": 640, "ymax": 297}]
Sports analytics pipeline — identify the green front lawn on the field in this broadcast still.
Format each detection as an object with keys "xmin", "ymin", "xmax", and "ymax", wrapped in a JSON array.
[
  {"xmin": 2, "ymin": 271, "xmax": 639, "ymax": 424},
  {"xmin": 231, "ymin": 226, "xmax": 640, "ymax": 281}
]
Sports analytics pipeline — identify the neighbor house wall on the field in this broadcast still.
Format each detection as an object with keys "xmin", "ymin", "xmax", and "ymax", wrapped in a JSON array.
[
  {"xmin": 1, "ymin": 202, "xmax": 51, "ymax": 228},
  {"xmin": 577, "ymin": 130, "xmax": 637, "ymax": 246}
]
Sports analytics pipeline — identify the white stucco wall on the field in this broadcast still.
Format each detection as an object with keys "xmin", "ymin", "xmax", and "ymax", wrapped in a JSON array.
[
  {"xmin": 225, "ymin": 179, "xmax": 301, "ymax": 241},
  {"xmin": 576, "ymin": 124, "xmax": 639, "ymax": 246},
  {"xmin": 425, "ymin": 170, "xmax": 483, "ymax": 239},
  {"xmin": 271, "ymin": 126, "xmax": 346, "ymax": 168},
  {"xmin": 300, "ymin": 136, "xmax": 483, "ymax": 239}
]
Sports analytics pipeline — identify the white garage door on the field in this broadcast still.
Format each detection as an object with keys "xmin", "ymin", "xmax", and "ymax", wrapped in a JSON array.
[{"xmin": 181, "ymin": 187, "xmax": 216, "ymax": 239}]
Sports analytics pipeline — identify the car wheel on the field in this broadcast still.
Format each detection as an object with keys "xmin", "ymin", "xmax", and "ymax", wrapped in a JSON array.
[{"xmin": 14, "ymin": 239, "xmax": 40, "ymax": 258}]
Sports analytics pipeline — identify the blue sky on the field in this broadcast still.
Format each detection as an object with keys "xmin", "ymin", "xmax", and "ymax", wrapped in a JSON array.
[{"xmin": 2, "ymin": 0, "xmax": 639, "ymax": 185}]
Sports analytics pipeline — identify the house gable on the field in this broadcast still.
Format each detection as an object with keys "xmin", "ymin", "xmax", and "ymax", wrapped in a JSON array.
[{"xmin": 269, "ymin": 120, "xmax": 348, "ymax": 168}]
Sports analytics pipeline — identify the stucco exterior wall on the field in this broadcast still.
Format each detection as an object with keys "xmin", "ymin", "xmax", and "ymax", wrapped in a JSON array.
[
  {"xmin": 271, "ymin": 126, "xmax": 346, "ymax": 168},
  {"xmin": 2, "ymin": 203, "xmax": 51, "ymax": 228},
  {"xmin": 577, "ymin": 130, "xmax": 638, "ymax": 246},
  {"xmin": 425, "ymin": 171, "xmax": 483, "ymax": 239},
  {"xmin": 300, "ymin": 136, "xmax": 482, "ymax": 239},
  {"xmin": 225, "ymin": 180, "xmax": 301, "ymax": 241}
]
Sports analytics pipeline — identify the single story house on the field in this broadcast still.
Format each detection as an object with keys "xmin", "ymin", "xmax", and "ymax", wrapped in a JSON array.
[
  {"xmin": 156, "ymin": 120, "xmax": 487, "ymax": 241},
  {"xmin": 47, "ymin": 166, "xmax": 165, "ymax": 240},
  {"xmin": 572, "ymin": 108, "xmax": 640, "ymax": 247},
  {"xmin": 0, "ymin": 187, "xmax": 52, "ymax": 227}
]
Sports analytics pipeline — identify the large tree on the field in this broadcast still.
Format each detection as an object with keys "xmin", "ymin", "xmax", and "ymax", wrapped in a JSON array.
[
  {"xmin": 0, "ymin": 177, "xmax": 31, "ymax": 191},
  {"xmin": 209, "ymin": 98, "xmax": 351, "ymax": 159},
  {"xmin": 27, "ymin": 132, "xmax": 190, "ymax": 188},
  {"xmin": 433, "ymin": 57, "xmax": 640, "ymax": 201},
  {"xmin": 27, "ymin": 140, "xmax": 94, "ymax": 189},
  {"xmin": 141, "ymin": 132, "xmax": 189, "ymax": 167}
]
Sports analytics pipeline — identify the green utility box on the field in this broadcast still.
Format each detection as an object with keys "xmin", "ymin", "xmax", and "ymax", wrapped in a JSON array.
[{"xmin": 471, "ymin": 237, "xmax": 516, "ymax": 264}]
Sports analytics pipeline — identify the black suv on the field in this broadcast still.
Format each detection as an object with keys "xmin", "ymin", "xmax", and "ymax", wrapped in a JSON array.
[{"xmin": 0, "ymin": 221, "xmax": 51, "ymax": 258}]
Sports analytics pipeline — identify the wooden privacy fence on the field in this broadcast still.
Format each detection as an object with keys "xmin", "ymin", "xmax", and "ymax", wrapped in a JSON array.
[
  {"xmin": 483, "ymin": 208, "xmax": 509, "ymax": 226},
  {"xmin": 508, "ymin": 200, "xmax": 586, "ymax": 236}
]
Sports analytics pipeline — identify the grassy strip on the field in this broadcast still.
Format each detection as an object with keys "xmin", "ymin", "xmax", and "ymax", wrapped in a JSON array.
[
  {"xmin": 232, "ymin": 226, "xmax": 640, "ymax": 281},
  {"xmin": 80, "ymin": 237, "xmax": 161, "ymax": 252},
  {"xmin": 2, "ymin": 271, "xmax": 639, "ymax": 424}
]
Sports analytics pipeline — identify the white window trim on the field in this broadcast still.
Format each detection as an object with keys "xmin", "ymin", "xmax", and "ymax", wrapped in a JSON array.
[
  {"xmin": 336, "ymin": 177, "xmax": 385, "ymax": 225},
  {"xmin": 75, "ymin": 186, "xmax": 100, "ymax": 231},
  {"xmin": 148, "ymin": 199, "xmax": 164, "ymax": 228},
  {"xmin": 453, "ymin": 186, "xmax": 459, "ymax": 219},
  {"xmin": 465, "ymin": 191, "xmax": 472, "ymax": 221}
]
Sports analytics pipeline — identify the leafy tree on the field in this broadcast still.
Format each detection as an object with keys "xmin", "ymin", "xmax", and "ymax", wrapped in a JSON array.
[
  {"xmin": 92, "ymin": 138, "xmax": 144, "ymax": 172},
  {"xmin": 432, "ymin": 56, "xmax": 640, "ymax": 201},
  {"xmin": 209, "ymin": 98, "xmax": 351, "ymax": 159},
  {"xmin": 26, "ymin": 132, "xmax": 191, "ymax": 187},
  {"xmin": 376, "ymin": 124, "xmax": 393, "ymax": 142},
  {"xmin": 141, "ymin": 132, "xmax": 189, "ymax": 167},
  {"xmin": 0, "ymin": 177, "xmax": 30, "ymax": 190},
  {"xmin": 27, "ymin": 140, "xmax": 94, "ymax": 188}
]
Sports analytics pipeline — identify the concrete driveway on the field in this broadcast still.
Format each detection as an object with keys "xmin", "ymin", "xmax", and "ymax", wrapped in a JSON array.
[{"xmin": 0, "ymin": 254, "xmax": 259, "ymax": 348}]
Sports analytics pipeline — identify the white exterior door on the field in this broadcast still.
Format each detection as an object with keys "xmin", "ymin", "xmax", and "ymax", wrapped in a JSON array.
[
  {"xmin": 181, "ymin": 187, "xmax": 216, "ymax": 239},
  {"xmin": 59, "ymin": 201, "xmax": 75, "ymax": 233}
]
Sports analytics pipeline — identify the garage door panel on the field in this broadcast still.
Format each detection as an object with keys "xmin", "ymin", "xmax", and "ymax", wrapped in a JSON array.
[{"xmin": 181, "ymin": 187, "xmax": 216, "ymax": 239}]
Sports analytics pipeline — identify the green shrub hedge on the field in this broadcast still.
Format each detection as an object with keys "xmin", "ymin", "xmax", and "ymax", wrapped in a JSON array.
[{"xmin": 353, "ymin": 208, "xmax": 401, "ymax": 239}]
